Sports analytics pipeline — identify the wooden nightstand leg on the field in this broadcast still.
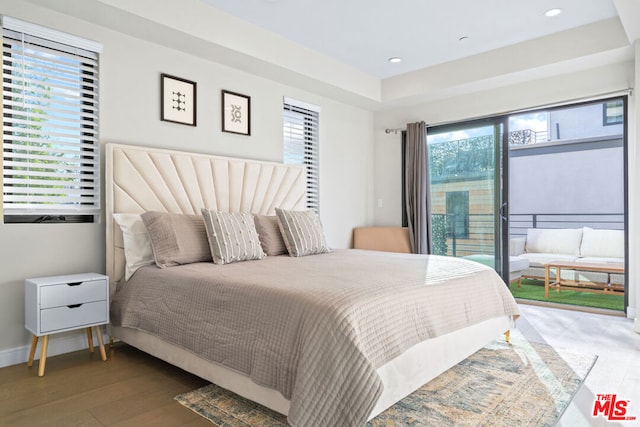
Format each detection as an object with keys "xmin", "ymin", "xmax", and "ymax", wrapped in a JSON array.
[
  {"xmin": 86, "ymin": 328, "xmax": 94, "ymax": 353},
  {"xmin": 38, "ymin": 335, "xmax": 49, "ymax": 377},
  {"xmin": 95, "ymin": 326, "xmax": 107, "ymax": 361},
  {"xmin": 27, "ymin": 335, "xmax": 39, "ymax": 367}
]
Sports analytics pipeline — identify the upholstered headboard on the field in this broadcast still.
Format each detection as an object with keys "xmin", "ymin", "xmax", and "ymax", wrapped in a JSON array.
[{"xmin": 105, "ymin": 143, "xmax": 306, "ymax": 287}]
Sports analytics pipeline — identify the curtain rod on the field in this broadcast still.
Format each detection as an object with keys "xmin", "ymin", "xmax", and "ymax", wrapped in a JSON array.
[{"xmin": 384, "ymin": 128, "xmax": 404, "ymax": 134}]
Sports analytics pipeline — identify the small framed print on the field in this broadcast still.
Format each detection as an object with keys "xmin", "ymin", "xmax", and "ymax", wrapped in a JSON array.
[
  {"xmin": 222, "ymin": 90, "xmax": 251, "ymax": 135},
  {"xmin": 161, "ymin": 73, "xmax": 197, "ymax": 126}
]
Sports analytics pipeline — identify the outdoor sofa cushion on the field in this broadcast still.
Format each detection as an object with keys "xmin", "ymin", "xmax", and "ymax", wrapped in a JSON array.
[
  {"xmin": 520, "ymin": 253, "xmax": 576, "ymax": 268},
  {"xmin": 525, "ymin": 228, "xmax": 583, "ymax": 256},
  {"xmin": 580, "ymin": 227, "xmax": 624, "ymax": 259}
]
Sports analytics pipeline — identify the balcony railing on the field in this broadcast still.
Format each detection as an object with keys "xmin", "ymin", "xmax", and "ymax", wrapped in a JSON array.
[
  {"xmin": 508, "ymin": 129, "xmax": 549, "ymax": 145},
  {"xmin": 509, "ymin": 213, "xmax": 624, "ymax": 237},
  {"xmin": 432, "ymin": 213, "xmax": 494, "ymax": 257},
  {"xmin": 432, "ymin": 212, "xmax": 624, "ymax": 257}
]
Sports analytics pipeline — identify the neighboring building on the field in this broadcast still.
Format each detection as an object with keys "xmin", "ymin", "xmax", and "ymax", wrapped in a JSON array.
[
  {"xmin": 509, "ymin": 101, "xmax": 624, "ymax": 235},
  {"xmin": 429, "ymin": 100, "xmax": 625, "ymax": 256}
]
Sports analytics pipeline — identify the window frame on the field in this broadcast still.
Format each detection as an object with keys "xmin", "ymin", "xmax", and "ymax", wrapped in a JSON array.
[{"xmin": 401, "ymin": 95, "xmax": 628, "ymax": 311}]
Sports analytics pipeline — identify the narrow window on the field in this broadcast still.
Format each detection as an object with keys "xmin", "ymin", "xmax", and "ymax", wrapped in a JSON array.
[
  {"xmin": 283, "ymin": 97, "xmax": 320, "ymax": 212},
  {"xmin": 2, "ymin": 17, "xmax": 102, "ymax": 223},
  {"xmin": 603, "ymin": 100, "xmax": 623, "ymax": 126},
  {"xmin": 446, "ymin": 191, "xmax": 469, "ymax": 239}
]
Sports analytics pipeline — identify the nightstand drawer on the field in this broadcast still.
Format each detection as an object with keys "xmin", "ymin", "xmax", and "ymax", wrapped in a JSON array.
[
  {"xmin": 40, "ymin": 279, "xmax": 107, "ymax": 309},
  {"xmin": 40, "ymin": 300, "xmax": 108, "ymax": 333}
]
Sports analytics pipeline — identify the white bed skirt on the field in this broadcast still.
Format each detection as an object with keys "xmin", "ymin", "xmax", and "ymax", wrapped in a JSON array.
[{"xmin": 111, "ymin": 315, "xmax": 510, "ymax": 421}]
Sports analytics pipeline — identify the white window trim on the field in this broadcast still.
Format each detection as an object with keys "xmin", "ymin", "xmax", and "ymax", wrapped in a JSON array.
[
  {"xmin": 1, "ymin": 16, "xmax": 103, "ymax": 53},
  {"xmin": 283, "ymin": 96, "xmax": 321, "ymax": 113}
]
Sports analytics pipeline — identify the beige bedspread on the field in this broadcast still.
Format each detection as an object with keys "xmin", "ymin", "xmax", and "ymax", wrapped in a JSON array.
[{"xmin": 110, "ymin": 249, "xmax": 519, "ymax": 426}]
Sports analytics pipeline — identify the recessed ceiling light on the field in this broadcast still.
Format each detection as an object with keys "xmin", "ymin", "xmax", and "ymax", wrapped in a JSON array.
[
  {"xmin": 388, "ymin": 57, "xmax": 402, "ymax": 63},
  {"xmin": 544, "ymin": 8, "xmax": 562, "ymax": 17}
]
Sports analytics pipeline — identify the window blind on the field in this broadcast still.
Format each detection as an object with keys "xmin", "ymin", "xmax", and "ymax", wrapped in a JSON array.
[
  {"xmin": 1, "ymin": 17, "xmax": 102, "ymax": 220},
  {"xmin": 283, "ymin": 97, "xmax": 320, "ymax": 212}
]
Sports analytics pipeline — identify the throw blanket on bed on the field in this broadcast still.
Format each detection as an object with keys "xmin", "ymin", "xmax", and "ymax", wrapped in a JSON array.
[{"xmin": 110, "ymin": 249, "xmax": 519, "ymax": 426}]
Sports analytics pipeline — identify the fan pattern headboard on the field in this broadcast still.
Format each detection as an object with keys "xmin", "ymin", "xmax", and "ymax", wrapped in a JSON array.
[{"xmin": 105, "ymin": 143, "xmax": 306, "ymax": 285}]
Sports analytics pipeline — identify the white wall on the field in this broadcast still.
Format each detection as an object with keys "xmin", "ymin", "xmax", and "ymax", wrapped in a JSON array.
[
  {"xmin": 374, "ymin": 62, "xmax": 638, "ymax": 316},
  {"xmin": 548, "ymin": 104, "xmax": 624, "ymax": 140},
  {"xmin": 0, "ymin": 1, "xmax": 375, "ymax": 360},
  {"xmin": 509, "ymin": 145, "xmax": 624, "ymax": 216},
  {"xmin": 631, "ymin": 41, "xmax": 640, "ymax": 331}
]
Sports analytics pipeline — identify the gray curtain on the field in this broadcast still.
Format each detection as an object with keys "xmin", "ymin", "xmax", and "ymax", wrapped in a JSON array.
[{"xmin": 404, "ymin": 121, "xmax": 432, "ymax": 254}]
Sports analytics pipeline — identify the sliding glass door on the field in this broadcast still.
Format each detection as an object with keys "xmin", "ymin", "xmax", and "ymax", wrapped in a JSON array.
[
  {"xmin": 412, "ymin": 96, "xmax": 627, "ymax": 310},
  {"xmin": 427, "ymin": 119, "xmax": 509, "ymax": 281},
  {"xmin": 507, "ymin": 97, "xmax": 627, "ymax": 311}
]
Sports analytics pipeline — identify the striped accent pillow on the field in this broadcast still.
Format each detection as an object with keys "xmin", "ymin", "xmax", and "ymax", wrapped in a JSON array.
[
  {"xmin": 275, "ymin": 208, "xmax": 331, "ymax": 257},
  {"xmin": 201, "ymin": 209, "xmax": 266, "ymax": 265}
]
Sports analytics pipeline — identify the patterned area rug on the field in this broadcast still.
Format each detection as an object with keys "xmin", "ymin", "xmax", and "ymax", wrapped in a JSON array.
[{"xmin": 175, "ymin": 332, "xmax": 596, "ymax": 426}]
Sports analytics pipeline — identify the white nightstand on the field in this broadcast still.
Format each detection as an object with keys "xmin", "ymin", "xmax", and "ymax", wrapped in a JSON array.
[{"xmin": 25, "ymin": 272, "xmax": 109, "ymax": 376}]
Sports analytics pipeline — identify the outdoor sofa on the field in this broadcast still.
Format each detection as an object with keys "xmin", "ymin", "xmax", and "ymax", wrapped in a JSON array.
[{"xmin": 510, "ymin": 227, "xmax": 625, "ymax": 285}]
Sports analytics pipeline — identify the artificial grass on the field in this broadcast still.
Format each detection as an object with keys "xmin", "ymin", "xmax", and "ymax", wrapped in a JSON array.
[{"xmin": 509, "ymin": 279, "xmax": 624, "ymax": 311}]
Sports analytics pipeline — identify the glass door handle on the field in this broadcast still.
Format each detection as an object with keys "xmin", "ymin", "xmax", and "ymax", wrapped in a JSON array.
[{"xmin": 500, "ymin": 202, "xmax": 508, "ymax": 221}]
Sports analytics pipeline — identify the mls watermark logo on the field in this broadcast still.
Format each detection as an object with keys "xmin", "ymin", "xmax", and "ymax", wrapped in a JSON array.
[{"xmin": 593, "ymin": 394, "xmax": 636, "ymax": 421}]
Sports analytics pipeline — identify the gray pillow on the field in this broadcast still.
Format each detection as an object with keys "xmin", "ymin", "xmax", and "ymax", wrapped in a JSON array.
[
  {"xmin": 253, "ymin": 215, "xmax": 287, "ymax": 256},
  {"xmin": 201, "ymin": 209, "xmax": 266, "ymax": 265},
  {"xmin": 141, "ymin": 211, "xmax": 212, "ymax": 268},
  {"xmin": 275, "ymin": 208, "xmax": 330, "ymax": 257}
]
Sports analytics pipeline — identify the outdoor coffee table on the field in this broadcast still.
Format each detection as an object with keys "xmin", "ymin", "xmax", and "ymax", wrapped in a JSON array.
[{"xmin": 544, "ymin": 260, "xmax": 625, "ymax": 298}]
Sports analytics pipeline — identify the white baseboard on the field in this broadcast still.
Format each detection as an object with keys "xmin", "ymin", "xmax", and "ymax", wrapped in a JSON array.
[
  {"xmin": 626, "ymin": 306, "xmax": 640, "ymax": 333},
  {"xmin": 0, "ymin": 328, "xmax": 109, "ymax": 369}
]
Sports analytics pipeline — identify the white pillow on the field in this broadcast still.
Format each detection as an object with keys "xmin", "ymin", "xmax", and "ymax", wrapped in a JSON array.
[
  {"xmin": 113, "ymin": 213, "xmax": 154, "ymax": 280},
  {"xmin": 525, "ymin": 228, "xmax": 583, "ymax": 256},
  {"xmin": 509, "ymin": 237, "xmax": 526, "ymax": 256},
  {"xmin": 580, "ymin": 227, "xmax": 624, "ymax": 259}
]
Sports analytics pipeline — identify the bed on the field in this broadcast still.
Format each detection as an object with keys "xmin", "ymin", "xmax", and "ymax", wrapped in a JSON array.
[{"xmin": 106, "ymin": 143, "xmax": 520, "ymax": 426}]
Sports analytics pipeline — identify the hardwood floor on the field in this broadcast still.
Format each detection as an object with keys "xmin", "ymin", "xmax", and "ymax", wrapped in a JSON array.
[
  {"xmin": 4, "ymin": 304, "xmax": 638, "ymax": 426},
  {"xmin": 0, "ymin": 343, "xmax": 211, "ymax": 426}
]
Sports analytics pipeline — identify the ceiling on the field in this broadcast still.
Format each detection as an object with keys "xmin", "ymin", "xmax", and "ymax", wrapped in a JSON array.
[
  {"xmin": 200, "ymin": 0, "xmax": 619, "ymax": 79},
  {"xmin": 20, "ymin": 0, "xmax": 638, "ymax": 107}
]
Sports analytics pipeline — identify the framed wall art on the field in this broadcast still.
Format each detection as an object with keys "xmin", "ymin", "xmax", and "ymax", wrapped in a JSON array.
[
  {"xmin": 161, "ymin": 73, "xmax": 197, "ymax": 126},
  {"xmin": 222, "ymin": 90, "xmax": 251, "ymax": 135}
]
